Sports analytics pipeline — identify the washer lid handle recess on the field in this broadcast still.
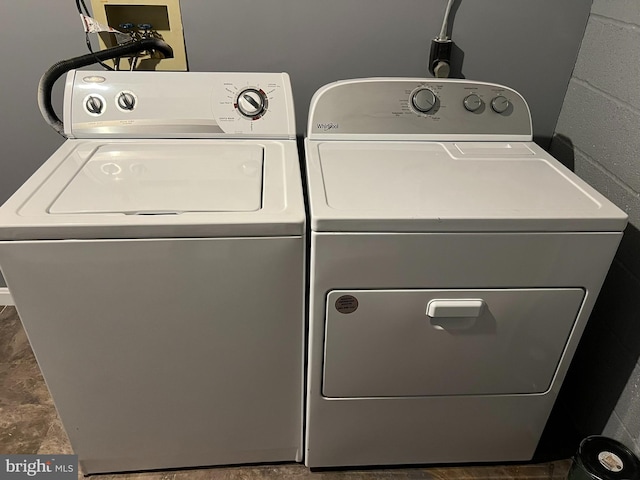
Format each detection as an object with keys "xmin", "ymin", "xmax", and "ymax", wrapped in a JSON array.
[{"xmin": 307, "ymin": 78, "xmax": 532, "ymax": 142}]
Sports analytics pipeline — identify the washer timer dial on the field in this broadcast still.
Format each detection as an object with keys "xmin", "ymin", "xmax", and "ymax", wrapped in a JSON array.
[
  {"xmin": 411, "ymin": 88, "xmax": 437, "ymax": 114},
  {"xmin": 236, "ymin": 88, "xmax": 268, "ymax": 119}
]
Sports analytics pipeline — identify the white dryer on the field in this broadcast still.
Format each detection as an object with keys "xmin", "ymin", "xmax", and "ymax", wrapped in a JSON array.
[
  {"xmin": 0, "ymin": 71, "xmax": 305, "ymax": 474},
  {"xmin": 303, "ymin": 78, "xmax": 628, "ymax": 468}
]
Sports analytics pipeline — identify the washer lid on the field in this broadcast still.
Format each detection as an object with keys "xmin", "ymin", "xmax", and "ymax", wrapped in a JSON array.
[
  {"xmin": 50, "ymin": 144, "xmax": 263, "ymax": 214},
  {"xmin": 307, "ymin": 141, "xmax": 628, "ymax": 232},
  {"xmin": 0, "ymin": 139, "xmax": 305, "ymax": 240}
]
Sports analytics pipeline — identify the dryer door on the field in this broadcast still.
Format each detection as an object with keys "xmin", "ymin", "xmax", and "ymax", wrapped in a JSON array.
[{"xmin": 322, "ymin": 288, "xmax": 584, "ymax": 398}]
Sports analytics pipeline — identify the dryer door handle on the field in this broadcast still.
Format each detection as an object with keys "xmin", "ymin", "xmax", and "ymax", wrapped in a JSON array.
[
  {"xmin": 427, "ymin": 299, "xmax": 485, "ymax": 318},
  {"xmin": 427, "ymin": 299, "xmax": 485, "ymax": 331}
]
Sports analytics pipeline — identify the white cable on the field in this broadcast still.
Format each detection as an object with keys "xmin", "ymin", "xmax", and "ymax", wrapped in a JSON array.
[{"xmin": 438, "ymin": 0, "xmax": 455, "ymax": 40}]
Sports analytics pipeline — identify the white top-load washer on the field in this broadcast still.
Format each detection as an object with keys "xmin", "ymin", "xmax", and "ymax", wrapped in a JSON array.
[
  {"xmin": 304, "ymin": 78, "xmax": 628, "ymax": 468},
  {"xmin": 0, "ymin": 71, "xmax": 305, "ymax": 474}
]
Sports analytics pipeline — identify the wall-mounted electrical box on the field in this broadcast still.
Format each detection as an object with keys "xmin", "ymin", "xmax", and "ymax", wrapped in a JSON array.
[{"xmin": 90, "ymin": 0, "xmax": 187, "ymax": 71}]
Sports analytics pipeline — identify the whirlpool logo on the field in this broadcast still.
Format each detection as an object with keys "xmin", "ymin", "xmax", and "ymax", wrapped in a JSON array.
[
  {"xmin": 316, "ymin": 122, "xmax": 339, "ymax": 131},
  {"xmin": 2, "ymin": 455, "xmax": 77, "ymax": 479}
]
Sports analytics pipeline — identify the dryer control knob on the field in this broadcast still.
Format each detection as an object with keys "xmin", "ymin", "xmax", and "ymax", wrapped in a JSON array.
[
  {"xmin": 463, "ymin": 93, "xmax": 482, "ymax": 112},
  {"xmin": 236, "ymin": 88, "xmax": 267, "ymax": 119},
  {"xmin": 491, "ymin": 95, "xmax": 510, "ymax": 114},
  {"xmin": 411, "ymin": 88, "xmax": 437, "ymax": 113},
  {"xmin": 85, "ymin": 95, "xmax": 105, "ymax": 115}
]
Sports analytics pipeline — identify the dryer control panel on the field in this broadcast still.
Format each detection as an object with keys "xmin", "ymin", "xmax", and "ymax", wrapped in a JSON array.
[
  {"xmin": 308, "ymin": 78, "xmax": 532, "ymax": 141},
  {"xmin": 64, "ymin": 71, "xmax": 296, "ymax": 139}
]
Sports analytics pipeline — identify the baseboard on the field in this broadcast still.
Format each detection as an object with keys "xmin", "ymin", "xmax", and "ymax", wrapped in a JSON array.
[{"xmin": 0, "ymin": 287, "xmax": 14, "ymax": 306}]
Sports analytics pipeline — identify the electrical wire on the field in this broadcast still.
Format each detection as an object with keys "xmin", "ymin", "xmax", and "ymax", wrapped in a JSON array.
[
  {"xmin": 438, "ymin": 0, "xmax": 455, "ymax": 41},
  {"xmin": 75, "ymin": 0, "xmax": 114, "ymax": 70}
]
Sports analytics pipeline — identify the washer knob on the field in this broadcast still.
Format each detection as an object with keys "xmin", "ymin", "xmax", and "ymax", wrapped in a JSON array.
[
  {"xmin": 463, "ymin": 93, "xmax": 482, "ymax": 112},
  {"xmin": 491, "ymin": 95, "xmax": 510, "ymax": 113},
  {"xmin": 236, "ymin": 88, "xmax": 267, "ymax": 119},
  {"xmin": 85, "ymin": 95, "xmax": 104, "ymax": 115},
  {"xmin": 411, "ymin": 88, "xmax": 437, "ymax": 113},
  {"xmin": 117, "ymin": 92, "xmax": 136, "ymax": 111}
]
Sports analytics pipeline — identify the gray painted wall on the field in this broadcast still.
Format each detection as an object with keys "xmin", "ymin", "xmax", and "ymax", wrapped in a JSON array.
[
  {"xmin": 0, "ymin": 2, "xmax": 86, "ymax": 205},
  {"xmin": 549, "ymin": 0, "xmax": 640, "ymax": 456},
  {"xmin": 0, "ymin": 0, "xmax": 592, "ymax": 288}
]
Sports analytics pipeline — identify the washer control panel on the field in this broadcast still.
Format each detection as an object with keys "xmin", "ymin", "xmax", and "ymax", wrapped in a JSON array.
[
  {"xmin": 308, "ymin": 78, "xmax": 532, "ymax": 140},
  {"xmin": 65, "ymin": 71, "xmax": 295, "ymax": 139}
]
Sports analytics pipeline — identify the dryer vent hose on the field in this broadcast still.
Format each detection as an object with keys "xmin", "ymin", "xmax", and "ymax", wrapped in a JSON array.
[{"xmin": 38, "ymin": 38, "xmax": 174, "ymax": 137}]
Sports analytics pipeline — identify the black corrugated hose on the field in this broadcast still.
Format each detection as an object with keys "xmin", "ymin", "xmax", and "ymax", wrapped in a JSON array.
[{"xmin": 37, "ymin": 38, "xmax": 174, "ymax": 137}]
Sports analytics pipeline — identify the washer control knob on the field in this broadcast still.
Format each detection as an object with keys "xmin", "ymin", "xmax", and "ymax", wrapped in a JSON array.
[
  {"xmin": 236, "ymin": 88, "xmax": 267, "ymax": 119},
  {"xmin": 491, "ymin": 95, "xmax": 510, "ymax": 114},
  {"xmin": 411, "ymin": 88, "xmax": 437, "ymax": 113},
  {"xmin": 85, "ymin": 95, "xmax": 104, "ymax": 115},
  {"xmin": 463, "ymin": 93, "xmax": 482, "ymax": 112},
  {"xmin": 117, "ymin": 92, "xmax": 136, "ymax": 111}
]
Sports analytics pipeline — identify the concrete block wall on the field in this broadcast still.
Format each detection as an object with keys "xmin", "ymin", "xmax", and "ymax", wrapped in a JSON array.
[{"xmin": 550, "ymin": 0, "xmax": 640, "ymax": 457}]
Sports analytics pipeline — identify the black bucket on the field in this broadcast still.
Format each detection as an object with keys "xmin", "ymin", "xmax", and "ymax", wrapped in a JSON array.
[{"xmin": 568, "ymin": 436, "xmax": 640, "ymax": 480}]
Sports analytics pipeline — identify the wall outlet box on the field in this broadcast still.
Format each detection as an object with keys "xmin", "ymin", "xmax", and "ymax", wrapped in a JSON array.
[{"xmin": 90, "ymin": 0, "xmax": 187, "ymax": 71}]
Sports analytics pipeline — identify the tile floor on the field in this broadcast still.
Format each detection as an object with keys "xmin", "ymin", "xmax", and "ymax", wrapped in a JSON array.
[{"xmin": 0, "ymin": 305, "xmax": 572, "ymax": 479}]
